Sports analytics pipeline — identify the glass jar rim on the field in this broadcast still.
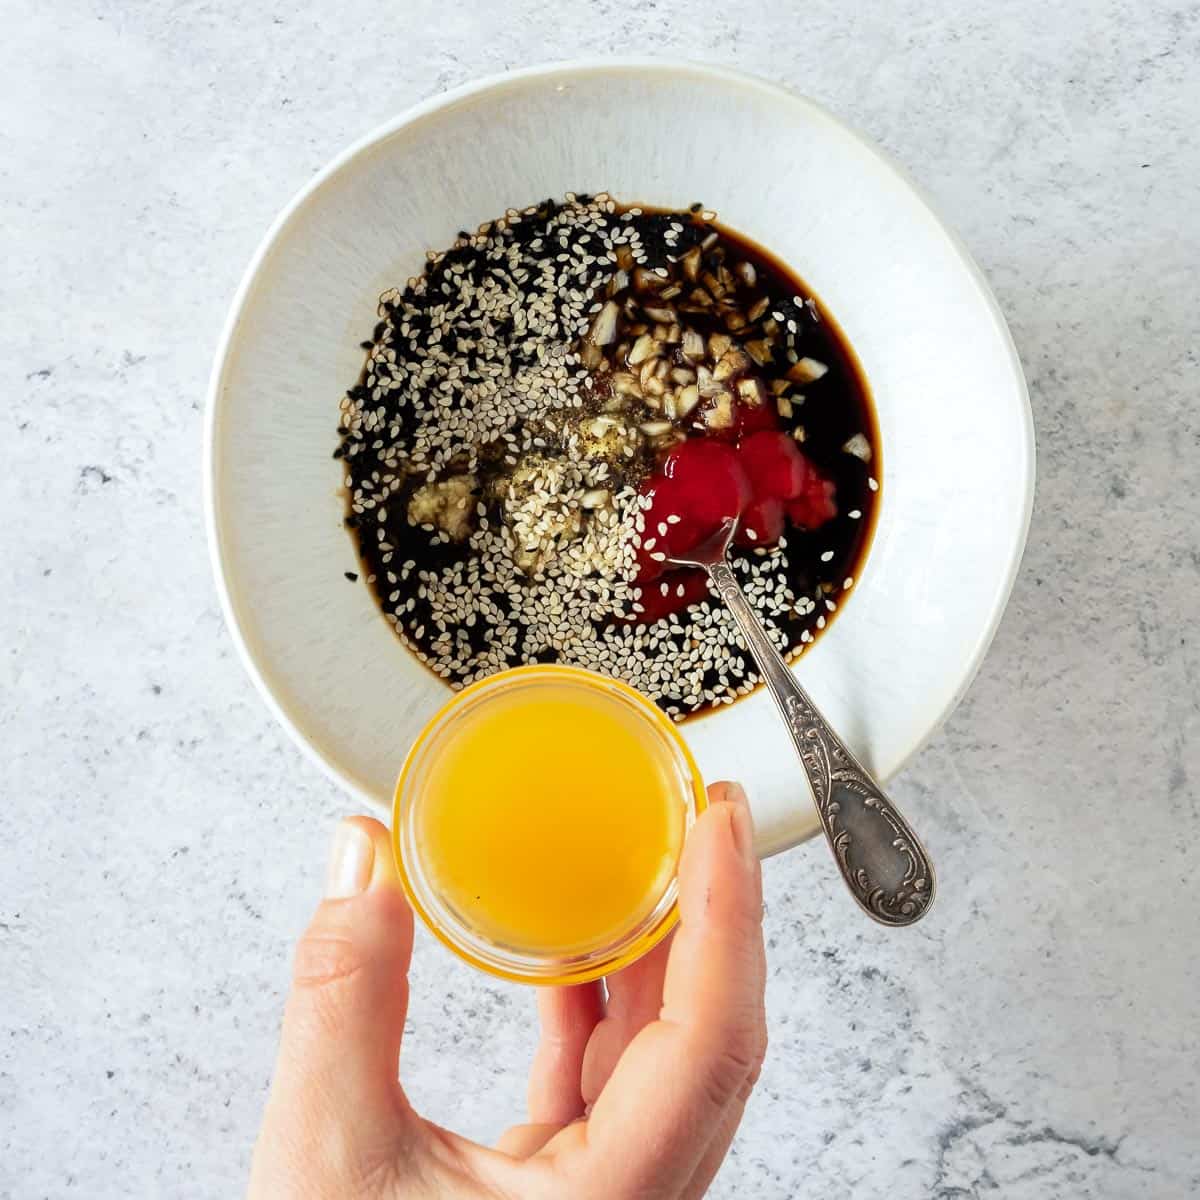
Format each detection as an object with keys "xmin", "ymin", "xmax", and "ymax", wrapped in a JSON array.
[{"xmin": 392, "ymin": 665, "xmax": 706, "ymax": 985}]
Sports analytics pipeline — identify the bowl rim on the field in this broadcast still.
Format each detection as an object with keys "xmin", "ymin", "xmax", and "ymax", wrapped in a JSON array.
[{"xmin": 203, "ymin": 56, "xmax": 1036, "ymax": 820}]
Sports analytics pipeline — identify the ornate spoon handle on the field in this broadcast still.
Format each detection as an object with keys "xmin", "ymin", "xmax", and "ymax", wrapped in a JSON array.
[{"xmin": 706, "ymin": 559, "xmax": 935, "ymax": 926}]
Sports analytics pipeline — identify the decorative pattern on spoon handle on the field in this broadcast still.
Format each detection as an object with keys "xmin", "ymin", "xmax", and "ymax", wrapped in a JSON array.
[{"xmin": 706, "ymin": 560, "xmax": 935, "ymax": 926}]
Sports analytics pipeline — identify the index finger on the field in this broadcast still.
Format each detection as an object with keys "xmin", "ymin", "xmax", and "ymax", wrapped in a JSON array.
[{"xmin": 578, "ymin": 782, "xmax": 767, "ymax": 1190}]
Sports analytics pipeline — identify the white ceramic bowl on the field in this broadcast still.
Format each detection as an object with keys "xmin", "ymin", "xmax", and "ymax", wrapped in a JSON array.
[{"xmin": 205, "ymin": 60, "xmax": 1033, "ymax": 857}]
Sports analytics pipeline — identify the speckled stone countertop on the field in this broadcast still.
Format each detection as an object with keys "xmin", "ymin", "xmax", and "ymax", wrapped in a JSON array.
[{"xmin": 3, "ymin": 3, "xmax": 1198, "ymax": 1197}]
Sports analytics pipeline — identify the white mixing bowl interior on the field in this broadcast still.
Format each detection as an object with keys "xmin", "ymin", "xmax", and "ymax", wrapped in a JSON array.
[{"xmin": 206, "ymin": 62, "xmax": 1032, "ymax": 856}]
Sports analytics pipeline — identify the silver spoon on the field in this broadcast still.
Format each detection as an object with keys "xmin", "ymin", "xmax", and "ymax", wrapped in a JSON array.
[{"xmin": 667, "ymin": 518, "xmax": 935, "ymax": 926}]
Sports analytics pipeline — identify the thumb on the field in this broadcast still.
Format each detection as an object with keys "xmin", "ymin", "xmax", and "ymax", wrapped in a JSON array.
[{"xmin": 268, "ymin": 816, "xmax": 416, "ymax": 1141}]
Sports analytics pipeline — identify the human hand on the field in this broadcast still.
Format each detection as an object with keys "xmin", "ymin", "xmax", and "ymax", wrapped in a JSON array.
[{"xmin": 248, "ymin": 781, "xmax": 767, "ymax": 1199}]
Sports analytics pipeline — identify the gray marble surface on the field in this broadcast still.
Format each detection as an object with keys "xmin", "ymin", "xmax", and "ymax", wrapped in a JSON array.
[{"xmin": 3, "ymin": 2, "xmax": 1198, "ymax": 1197}]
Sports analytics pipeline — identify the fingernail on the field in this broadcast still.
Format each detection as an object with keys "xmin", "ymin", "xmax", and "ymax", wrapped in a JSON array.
[
  {"xmin": 723, "ymin": 781, "xmax": 749, "ymax": 808},
  {"xmin": 324, "ymin": 820, "xmax": 375, "ymax": 898},
  {"xmin": 721, "ymin": 783, "xmax": 757, "ymax": 865}
]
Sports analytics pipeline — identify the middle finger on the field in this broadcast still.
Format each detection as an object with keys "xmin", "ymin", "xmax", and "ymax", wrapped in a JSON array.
[{"xmin": 581, "ymin": 932, "xmax": 673, "ymax": 1106}]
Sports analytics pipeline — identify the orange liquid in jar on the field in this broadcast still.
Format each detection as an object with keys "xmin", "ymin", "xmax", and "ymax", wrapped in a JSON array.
[{"xmin": 414, "ymin": 679, "xmax": 690, "ymax": 956}]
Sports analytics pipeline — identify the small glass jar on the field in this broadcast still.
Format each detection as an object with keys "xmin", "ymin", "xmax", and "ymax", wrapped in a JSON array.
[{"xmin": 392, "ymin": 665, "xmax": 706, "ymax": 985}]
